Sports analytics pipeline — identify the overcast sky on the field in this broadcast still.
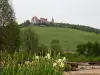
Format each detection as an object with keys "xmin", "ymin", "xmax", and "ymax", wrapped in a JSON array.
[{"xmin": 13, "ymin": 0, "xmax": 100, "ymax": 28}]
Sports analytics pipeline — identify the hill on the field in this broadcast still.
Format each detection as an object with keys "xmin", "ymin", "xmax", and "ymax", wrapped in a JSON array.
[{"xmin": 21, "ymin": 26, "xmax": 100, "ymax": 51}]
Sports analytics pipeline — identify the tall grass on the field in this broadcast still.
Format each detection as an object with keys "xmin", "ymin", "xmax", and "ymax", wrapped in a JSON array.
[{"xmin": 0, "ymin": 51, "xmax": 69, "ymax": 75}]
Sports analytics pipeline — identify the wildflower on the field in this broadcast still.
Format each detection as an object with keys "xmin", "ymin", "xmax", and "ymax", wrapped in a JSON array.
[
  {"xmin": 45, "ymin": 56, "xmax": 47, "ymax": 58},
  {"xmin": 25, "ymin": 61, "xmax": 30, "ymax": 65},
  {"xmin": 1, "ymin": 61, "xmax": 5, "ymax": 66},
  {"xmin": 35, "ymin": 56, "xmax": 39, "ymax": 60},
  {"xmin": 32, "ymin": 61, "xmax": 34, "ymax": 64},
  {"xmin": 60, "ymin": 62, "xmax": 64, "ymax": 68},
  {"xmin": 58, "ymin": 53, "xmax": 60, "ymax": 55},
  {"xmin": 63, "ymin": 57, "xmax": 66, "ymax": 61},
  {"xmin": 47, "ymin": 53, "xmax": 51, "ymax": 59},
  {"xmin": 18, "ymin": 64, "xmax": 21, "ymax": 67},
  {"xmin": 57, "ymin": 59, "xmax": 62, "ymax": 63},
  {"xmin": 7, "ymin": 64, "xmax": 9, "ymax": 68},
  {"xmin": 53, "ymin": 62, "xmax": 57, "ymax": 67}
]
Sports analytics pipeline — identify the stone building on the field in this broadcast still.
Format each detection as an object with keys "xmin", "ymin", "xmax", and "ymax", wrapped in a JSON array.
[{"xmin": 31, "ymin": 16, "xmax": 54, "ymax": 24}]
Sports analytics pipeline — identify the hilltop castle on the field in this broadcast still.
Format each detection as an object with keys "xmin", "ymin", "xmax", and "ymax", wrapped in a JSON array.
[{"xmin": 31, "ymin": 16, "xmax": 54, "ymax": 25}]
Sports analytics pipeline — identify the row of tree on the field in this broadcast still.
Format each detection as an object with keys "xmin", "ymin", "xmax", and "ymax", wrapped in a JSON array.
[
  {"xmin": 55, "ymin": 23, "xmax": 100, "ymax": 34},
  {"xmin": 77, "ymin": 41, "xmax": 100, "ymax": 57}
]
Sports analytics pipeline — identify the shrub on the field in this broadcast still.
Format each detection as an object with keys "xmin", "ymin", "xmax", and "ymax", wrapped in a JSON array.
[
  {"xmin": 21, "ymin": 27, "xmax": 39, "ymax": 53},
  {"xmin": 38, "ymin": 44, "xmax": 48, "ymax": 56},
  {"xmin": 92, "ymin": 41, "xmax": 100, "ymax": 56},
  {"xmin": 5, "ymin": 21, "xmax": 21, "ymax": 53},
  {"xmin": 50, "ymin": 39, "xmax": 62, "ymax": 55},
  {"xmin": 77, "ymin": 41, "xmax": 100, "ymax": 57},
  {"xmin": 0, "ymin": 26, "xmax": 6, "ymax": 51}
]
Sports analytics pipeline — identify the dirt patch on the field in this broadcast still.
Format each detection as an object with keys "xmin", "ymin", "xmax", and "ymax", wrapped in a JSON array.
[{"xmin": 63, "ymin": 69, "xmax": 100, "ymax": 75}]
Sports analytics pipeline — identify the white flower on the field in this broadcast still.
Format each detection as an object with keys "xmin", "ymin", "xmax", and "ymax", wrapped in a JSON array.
[
  {"xmin": 44, "ymin": 56, "xmax": 47, "ymax": 58},
  {"xmin": 60, "ymin": 62, "xmax": 64, "ymax": 68},
  {"xmin": 18, "ymin": 64, "xmax": 21, "ymax": 67},
  {"xmin": 53, "ymin": 62, "xmax": 57, "ymax": 67},
  {"xmin": 58, "ymin": 53, "xmax": 60, "ymax": 55},
  {"xmin": 57, "ymin": 59, "xmax": 62, "ymax": 63},
  {"xmin": 63, "ymin": 57, "xmax": 66, "ymax": 61},
  {"xmin": 47, "ymin": 53, "xmax": 51, "ymax": 59},
  {"xmin": 35, "ymin": 56, "xmax": 39, "ymax": 60},
  {"xmin": 25, "ymin": 61, "xmax": 30, "ymax": 65}
]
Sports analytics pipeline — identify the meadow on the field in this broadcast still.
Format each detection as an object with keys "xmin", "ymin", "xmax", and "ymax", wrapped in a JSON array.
[{"xmin": 22, "ymin": 26, "xmax": 100, "ymax": 51}]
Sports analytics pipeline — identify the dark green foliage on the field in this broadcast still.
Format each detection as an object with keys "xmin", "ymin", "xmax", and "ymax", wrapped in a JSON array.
[
  {"xmin": 19, "ymin": 20, "xmax": 31, "ymax": 27},
  {"xmin": 38, "ymin": 44, "xmax": 48, "ymax": 56},
  {"xmin": 77, "ymin": 41, "xmax": 100, "ymax": 57},
  {"xmin": 50, "ymin": 39, "xmax": 62, "ymax": 54},
  {"xmin": 62, "ymin": 52, "xmax": 100, "ymax": 62},
  {"xmin": 22, "ymin": 27, "xmax": 39, "ymax": 53},
  {"xmin": 0, "ymin": 26, "xmax": 6, "ymax": 51},
  {"xmin": 0, "ymin": 0, "xmax": 20, "ymax": 54},
  {"xmin": 55, "ymin": 23, "xmax": 100, "ymax": 34},
  {"xmin": 5, "ymin": 21, "xmax": 20, "ymax": 53},
  {"xmin": 77, "ymin": 44, "xmax": 86, "ymax": 55},
  {"xmin": 64, "ymin": 64, "xmax": 71, "ymax": 71},
  {"xmin": 92, "ymin": 42, "xmax": 100, "ymax": 56}
]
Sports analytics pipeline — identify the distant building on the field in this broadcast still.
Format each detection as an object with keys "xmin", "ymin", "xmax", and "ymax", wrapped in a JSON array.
[
  {"xmin": 52, "ymin": 18, "xmax": 54, "ymax": 24},
  {"xmin": 31, "ymin": 16, "xmax": 54, "ymax": 25}
]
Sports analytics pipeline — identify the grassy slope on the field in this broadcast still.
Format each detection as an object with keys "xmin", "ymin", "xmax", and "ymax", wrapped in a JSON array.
[{"xmin": 22, "ymin": 26, "xmax": 100, "ymax": 51}]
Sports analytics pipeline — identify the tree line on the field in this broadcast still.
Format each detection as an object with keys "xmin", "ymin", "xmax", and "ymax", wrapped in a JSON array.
[{"xmin": 55, "ymin": 23, "xmax": 100, "ymax": 34}]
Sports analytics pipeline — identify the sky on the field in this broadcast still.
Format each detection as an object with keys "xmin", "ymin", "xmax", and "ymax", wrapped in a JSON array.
[{"xmin": 13, "ymin": 0, "xmax": 100, "ymax": 28}]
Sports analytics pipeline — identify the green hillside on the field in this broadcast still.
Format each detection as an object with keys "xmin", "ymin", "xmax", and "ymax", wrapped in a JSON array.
[{"xmin": 22, "ymin": 26, "xmax": 100, "ymax": 51}]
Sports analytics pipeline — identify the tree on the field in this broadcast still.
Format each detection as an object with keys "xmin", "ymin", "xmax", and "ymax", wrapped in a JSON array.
[
  {"xmin": 77, "ymin": 42, "xmax": 93, "ymax": 56},
  {"xmin": 50, "ymin": 39, "xmax": 62, "ymax": 54},
  {"xmin": 77, "ymin": 41, "xmax": 100, "ymax": 57},
  {"xmin": 0, "ymin": 0, "xmax": 15, "ymax": 26},
  {"xmin": 22, "ymin": 27, "xmax": 39, "ymax": 53},
  {"xmin": 92, "ymin": 41, "xmax": 100, "ymax": 56},
  {"xmin": 77, "ymin": 44, "xmax": 86, "ymax": 55},
  {"xmin": 24, "ymin": 20, "xmax": 31, "ymax": 25},
  {"xmin": 0, "ymin": 0, "xmax": 20, "ymax": 53},
  {"xmin": 85, "ymin": 42, "xmax": 93, "ymax": 56},
  {"xmin": 5, "ymin": 21, "xmax": 20, "ymax": 53},
  {"xmin": 0, "ymin": 26, "xmax": 6, "ymax": 51}
]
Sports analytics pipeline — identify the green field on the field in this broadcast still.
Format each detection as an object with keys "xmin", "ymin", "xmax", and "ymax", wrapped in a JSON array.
[{"xmin": 22, "ymin": 26, "xmax": 100, "ymax": 51}]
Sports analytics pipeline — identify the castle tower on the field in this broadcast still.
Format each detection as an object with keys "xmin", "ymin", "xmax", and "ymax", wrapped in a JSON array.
[{"xmin": 52, "ymin": 18, "xmax": 54, "ymax": 24}]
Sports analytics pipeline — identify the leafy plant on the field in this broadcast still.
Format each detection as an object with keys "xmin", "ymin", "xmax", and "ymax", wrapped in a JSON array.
[{"xmin": 0, "ymin": 51, "xmax": 70, "ymax": 75}]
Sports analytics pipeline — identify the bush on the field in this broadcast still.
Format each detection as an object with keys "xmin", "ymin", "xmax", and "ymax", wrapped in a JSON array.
[
  {"xmin": 5, "ymin": 21, "xmax": 21, "ymax": 53},
  {"xmin": 50, "ymin": 39, "xmax": 62, "ymax": 55},
  {"xmin": 21, "ymin": 27, "xmax": 39, "ymax": 53},
  {"xmin": 38, "ymin": 44, "xmax": 48, "ymax": 56},
  {"xmin": 0, "ymin": 26, "xmax": 6, "ymax": 51},
  {"xmin": 77, "ymin": 41, "xmax": 100, "ymax": 57},
  {"xmin": 0, "ymin": 22, "xmax": 20, "ymax": 53}
]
